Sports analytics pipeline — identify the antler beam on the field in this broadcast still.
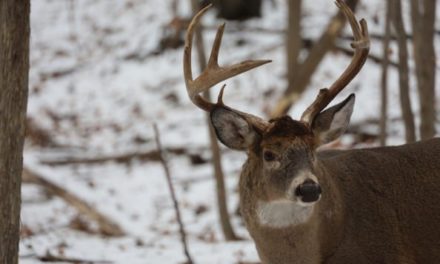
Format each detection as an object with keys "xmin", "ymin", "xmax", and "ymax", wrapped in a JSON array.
[
  {"xmin": 183, "ymin": 4, "xmax": 271, "ymax": 112},
  {"xmin": 300, "ymin": 0, "xmax": 370, "ymax": 124}
]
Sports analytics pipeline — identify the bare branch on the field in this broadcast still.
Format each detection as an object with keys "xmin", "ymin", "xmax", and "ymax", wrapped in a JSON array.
[{"xmin": 22, "ymin": 166, "xmax": 125, "ymax": 237}]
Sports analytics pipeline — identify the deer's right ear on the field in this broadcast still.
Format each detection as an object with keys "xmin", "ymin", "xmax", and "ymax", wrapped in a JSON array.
[
  {"xmin": 210, "ymin": 108, "xmax": 258, "ymax": 150},
  {"xmin": 311, "ymin": 94, "xmax": 355, "ymax": 145}
]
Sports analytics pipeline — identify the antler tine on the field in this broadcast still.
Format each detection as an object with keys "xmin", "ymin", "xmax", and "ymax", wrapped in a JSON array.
[
  {"xmin": 207, "ymin": 22, "xmax": 225, "ymax": 68},
  {"xmin": 183, "ymin": 4, "xmax": 271, "ymax": 112},
  {"xmin": 300, "ymin": 0, "xmax": 370, "ymax": 124}
]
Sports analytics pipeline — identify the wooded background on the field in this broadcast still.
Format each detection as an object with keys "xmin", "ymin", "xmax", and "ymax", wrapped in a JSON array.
[{"xmin": 0, "ymin": 0, "xmax": 438, "ymax": 263}]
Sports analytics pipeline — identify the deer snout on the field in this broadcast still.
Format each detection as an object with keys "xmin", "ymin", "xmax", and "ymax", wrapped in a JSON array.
[{"xmin": 295, "ymin": 179, "xmax": 322, "ymax": 203}]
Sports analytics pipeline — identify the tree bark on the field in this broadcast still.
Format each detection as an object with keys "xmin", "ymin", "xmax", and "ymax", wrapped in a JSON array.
[
  {"xmin": 379, "ymin": 1, "xmax": 392, "ymax": 146},
  {"xmin": 270, "ymin": 0, "xmax": 358, "ymax": 118},
  {"xmin": 410, "ymin": 0, "xmax": 437, "ymax": 139},
  {"xmin": 391, "ymin": 0, "xmax": 416, "ymax": 143},
  {"xmin": 0, "ymin": 1, "xmax": 30, "ymax": 263},
  {"xmin": 190, "ymin": 0, "xmax": 239, "ymax": 241}
]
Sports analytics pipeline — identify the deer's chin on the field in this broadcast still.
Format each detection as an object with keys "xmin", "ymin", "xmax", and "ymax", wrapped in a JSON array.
[
  {"xmin": 256, "ymin": 199, "xmax": 315, "ymax": 228},
  {"xmin": 295, "ymin": 197, "xmax": 321, "ymax": 207}
]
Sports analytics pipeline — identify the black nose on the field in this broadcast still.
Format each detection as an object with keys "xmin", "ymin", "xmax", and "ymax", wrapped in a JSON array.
[{"xmin": 295, "ymin": 179, "xmax": 322, "ymax": 203}]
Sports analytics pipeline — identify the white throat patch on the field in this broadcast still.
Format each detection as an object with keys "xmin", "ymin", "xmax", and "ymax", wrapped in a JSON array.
[{"xmin": 257, "ymin": 199, "xmax": 314, "ymax": 228}]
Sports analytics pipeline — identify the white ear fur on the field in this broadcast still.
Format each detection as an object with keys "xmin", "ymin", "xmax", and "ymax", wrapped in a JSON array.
[
  {"xmin": 312, "ymin": 94, "xmax": 355, "ymax": 145},
  {"xmin": 210, "ymin": 108, "xmax": 257, "ymax": 150}
]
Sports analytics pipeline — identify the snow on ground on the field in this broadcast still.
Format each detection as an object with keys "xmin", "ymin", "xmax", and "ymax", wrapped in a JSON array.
[{"xmin": 21, "ymin": 0, "xmax": 439, "ymax": 263}]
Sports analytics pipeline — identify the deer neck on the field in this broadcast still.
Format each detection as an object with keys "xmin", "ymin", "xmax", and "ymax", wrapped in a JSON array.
[{"xmin": 238, "ymin": 157, "xmax": 345, "ymax": 263}]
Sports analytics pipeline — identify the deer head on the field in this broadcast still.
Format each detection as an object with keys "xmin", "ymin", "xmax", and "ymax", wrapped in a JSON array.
[{"xmin": 184, "ymin": 0, "xmax": 369, "ymax": 224}]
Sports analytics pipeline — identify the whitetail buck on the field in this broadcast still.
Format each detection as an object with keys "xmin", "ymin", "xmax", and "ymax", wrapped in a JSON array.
[{"xmin": 184, "ymin": 1, "xmax": 440, "ymax": 263}]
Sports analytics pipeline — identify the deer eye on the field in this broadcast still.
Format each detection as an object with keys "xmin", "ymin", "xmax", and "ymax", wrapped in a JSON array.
[{"xmin": 263, "ymin": 151, "xmax": 277, "ymax": 162}]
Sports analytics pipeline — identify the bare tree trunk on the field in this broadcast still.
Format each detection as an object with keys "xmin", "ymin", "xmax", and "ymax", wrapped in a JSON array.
[
  {"xmin": 391, "ymin": 0, "xmax": 416, "ymax": 143},
  {"xmin": 286, "ymin": 0, "xmax": 302, "ymax": 105},
  {"xmin": 271, "ymin": 0, "xmax": 358, "ymax": 118},
  {"xmin": 189, "ymin": 0, "xmax": 239, "ymax": 241},
  {"xmin": 379, "ymin": 1, "xmax": 392, "ymax": 146},
  {"xmin": 410, "ymin": 0, "xmax": 437, "ymax": 139},
  {"xmin": 0, "ymin": 1, "xmax": 30, "ymax": 263}
]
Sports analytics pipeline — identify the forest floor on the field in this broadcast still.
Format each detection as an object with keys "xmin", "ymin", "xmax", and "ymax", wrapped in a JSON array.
[{"xmin": 20, "ymin": 0, "xmax": 439, "ymax": 263}]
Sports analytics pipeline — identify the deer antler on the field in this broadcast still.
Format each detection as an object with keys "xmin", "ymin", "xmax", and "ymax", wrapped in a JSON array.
[
  {"xmin": 183, "ymin": 4, "xmax": 271, "ymax": 131},
  {"xmin": 300, "ymin": 0, "xmax": 370, "ymax": 125}
]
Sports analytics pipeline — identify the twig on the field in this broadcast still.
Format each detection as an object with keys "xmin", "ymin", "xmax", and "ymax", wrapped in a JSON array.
[
  {"xmin": 39, "ymin": 147, "xmax": 192, "ymax": 166},
  {"xmin": 22, "ymin": 166, "xmax": 125, "ymax": 237},
  {"xmin": 238, "ymin": 41, "xmax": 396, "ymax": 70},
  {"xmin": 153, "ymin": 124, "xmax": 194, "ymax": 264},
  {"xmin": 334, "ymin": 44, "xmax": 398, "ymax": 67},
  {"xmin": 20, "ymin": 252, "xmax": 112, "ymax": 263},
  {"xmin": 31, "ymin": 252, "xmax": 112, "ymax": 263}
]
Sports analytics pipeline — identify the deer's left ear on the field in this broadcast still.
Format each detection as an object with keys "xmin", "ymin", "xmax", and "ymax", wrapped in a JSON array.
[
  {"xmin": 210, "ymin": 107, "xmax": 259, "ymax": 151},
  {"xmin": 312, "ymin": 94, "xmax": 355, "ymax": 145}
]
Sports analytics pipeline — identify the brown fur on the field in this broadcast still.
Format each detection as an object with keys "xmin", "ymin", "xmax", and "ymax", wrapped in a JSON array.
[
  {"xmin": 266, "ymin": 116, "xmax": 313, "ymax": 139},
  {"xmin": 239, "ymin": 119, "xmax": 440, "ymax": 264}
]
